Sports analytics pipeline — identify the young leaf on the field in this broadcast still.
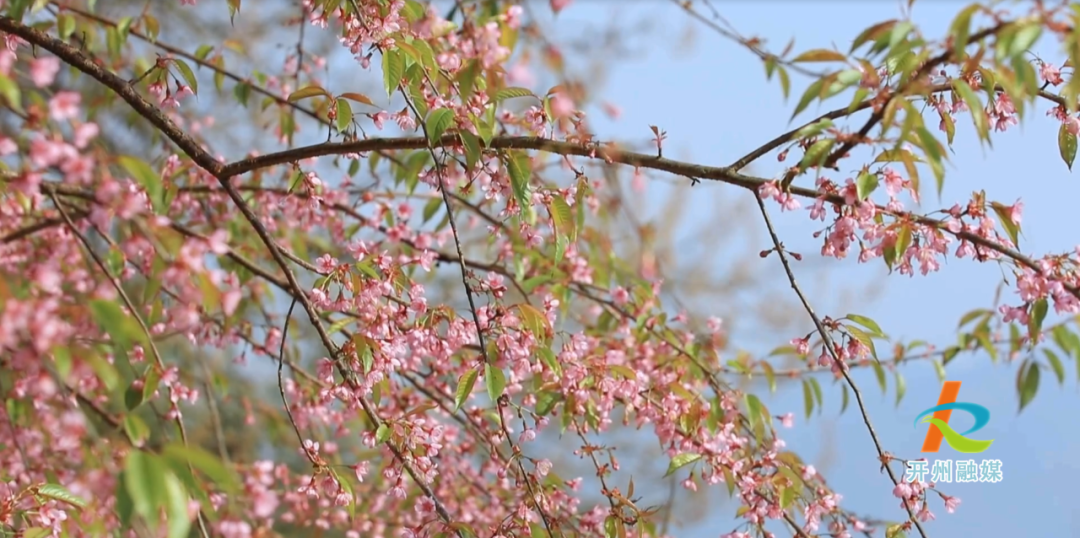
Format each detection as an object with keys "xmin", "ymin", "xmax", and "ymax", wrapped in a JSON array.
[
  {"xmin": 484, "ymin": 363, "xmax": 506, "ymax": 400},
  {"xmin": 118, "ymin": 156, "xmax": 163, "ymax": 211},
  {"xmin": 124, "ymin": 451, "xmax": 167, "ymax": 519},
  {"xmin": 162, "ymin": 472, "xmax": 191, "ymax": 538},
  {"xmin": 335, "ymin": 98, "xmax": 353, "ymax": 132},
  {"xmin": 161, "ymin": 443, "xmax": 241, "ymax": 494},
  {"xmin": 382, "ymin": 49, "xmax": 405, "ymax": 97},
  {"xmin": 454, "ymin": 367, "xmax": 479, "ymax": 412},
  {"xmin": 505, "ymin": 151, "xmax": 531, "ymax": 209},
  {"xmin": 425, "ymin": 108, "xmax": 455, "ymax": 145},
  {"xmin": 287, "ymin": 85, "xmax": 329, "ymax": 102},
  {"xmin": 872, "ymin": 360, "xmax": 887, "ymax": 394},
  {"xmin": 845, "ymin": 314, "xmax": 885, "ymax": 337},
  {"xmin": 791, "ymin": 78, "xmax": 825, "ymax": 120},
  {"xmin": 989, "ymin": 202, "xmax": 1020, "ymax": 247},
  {"xmin": 339, "ymin": 92, "xmax": 376, "ymax": 106},
  {"xmin": 792, "ymin": 48, "xmax": 847, "ymax": 62},
  {"xmin": 855, "ymin": 170, "xmax": 878, "ymax": 201},
  {"xmin": 1044, "ymin": 348, "xmax": 1066, "ymax": 385},
  {"xmin": 1058, "ymin": 121, "xmax": 1077, "ymax": 171},
  {"xmin": 549, "ymin": 194, "xmax": 576, "ymax": 242},
  {"xmin": 459, "ymin": 130, "xmax": 483, "ymax": 170},
  {"xmin": 36, "ymin": 484, "xmax": 87, "ymax": 509},
  {"xmin": 801, "ymin": 379, "xmax": 813, "ymax": 418},
  {"xmin": 664, "ymin": 453, "xmax": 702, "ymax": 477},
  {"xmin": 894, "ymin": 371, "xmax": 906, "ymax": 407},
  {"xmin": 1028, "ymin": 298, "xmax": 1048, "ymax": 342},
  {"xmin": 1017, "ymin": 359, "xmax": 1040, "ymax": 412},
  {"xmin": 422, "ymin": 197, "xmax": 442, "ymax": 224},
  {"xmin": 375, "ymin": 423, "xmax": 391, "ymax": 443},
  {"xmin": 494, "ymin": 87, "xmax": 535, "ymax": 103},
  {"xmin": 171, "ymin": 58, "xmax": 198, "ymax": 95}
]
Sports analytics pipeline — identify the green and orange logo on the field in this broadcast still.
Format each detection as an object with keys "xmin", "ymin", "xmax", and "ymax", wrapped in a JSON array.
[{"xmin": 915, "ymin": 381, "xmax": 995, "ymax": 454}]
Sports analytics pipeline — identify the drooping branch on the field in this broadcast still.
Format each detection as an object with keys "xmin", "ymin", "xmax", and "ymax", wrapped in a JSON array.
[{"xmin": 0, "ymin": 16, "xmax": 464, "ymax": 532}]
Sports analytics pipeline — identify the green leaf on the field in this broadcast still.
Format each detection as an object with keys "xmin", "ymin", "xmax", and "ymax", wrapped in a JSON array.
[
  {"xmin": 604, "ymin": 515, "xmax": 619, "ymax": 538},
  {"xmin": 484, "ymin": 363, "xmax": 506, "ymax": 400},
  {"xmin": 791, "ymin": 78, "xmax": 825, "ymax": 120},
  {"xmin": 162, "ymin": 471, "xmax": 191, "ymax": 538},
  {"xmin": 425, "ymin": 108, "xmax": 455, "ymax": 145},
  {"xmin": 456, "ymin": 60, "xmax": 481, "ymax": 102},
  {"xmin": 36, "ymin": 483, "xmax": 87, "ymax": 509},
  {"xmin": 745, "ymin": 393, "xmax": 765, "ymax": 444},
  {"xmin": 382, "ymin": 49, "xmax": 405, "ymax": 97},
  {"xmin": 847, "ymin": 326, "xmax": 879, "ymax": 360},
  {"xmin": 957, "ymin": 308, "xmax": 991, "ymax": 329},
  {"xmin": 792, "ymin": 48, "xmax": 847, "ymax": 62},
  {"xmin": 454, "ymin": 367, "xmax": 479, "ymax": 412},
  {"xmin": 124, "ymin": 451, "xmax": 167, "ymax": 519},
  {"xmin": 845, "ymin": 314, "xmax": 885, "ymax": 337},
  {"xmin": 123, "ymin": 415, "xmax": 150, "ymax": 446},
  {"xmin": 894, "ymin": 370, "xmax": 906, "ymax": 407},
  {"xmin": 161, "ymin": 443, "xmax": 241, "ymax": 494},
  {"xmin": 89, "ymin": 299, "xmax": 146, "ymax": 351},
  {"xmin": 171, "ymin": 58, "xmax": 198, "ymax": 95},
  {"xmin": 872, "ymin": 360, "xmax": 887, "ymax": 394},
  {"xmin": 375, "ymin": 423, "xmax": 391, "ymax": 443},
  {"xmin": 988, "ymin": 201, "xmax": 1020, "ymax": 247},
  {"xmin": 118, "ymin": 156, "xmax": 163, "ymax": 212},
  {"xmin": 287, "ymin": 84, "xmax": 329, "ymax": 102},
  {"xmin": 535, "ymin": 391, "xmax": 559, "ymax": 416},
  {"xmin": 794, "ymin": 119, "xmax": 834, "ymax": 140},
  {"xmin": 664, "ymin": 452, "xmax": 702, "ymax": 477},
  {"xmin": 339, "ymin": 92, "xmax": 376, "ymax": 106},
  {"xmin": 851, "ymin": 20, "xmax": 898, "ymax": 53},
  {"xmin": 780, "ymin": 485, "xmax": 795, "ymax": 508},
  {"xmin": 1058, "ymin": 122, "xmax": 1077, "ymax": 171},
  {"xmin": 760, "ymin": 361, "xmax": 777, "ymax": 393},
  {"xmin": 459, "ymin": 130, "xmax": 483, "ymax": 170},
  {"xmin": 494, "ymin": 87, "xmax": 535, "ymax": 103},
  {"xmin": 1018, "ymin": 359, "xmax": 1040, "ymax": 412},
  {"xmin": 335, "ymin": 98, "xmax": 353, "ymax": 132},
  {"xmin": 777, "ymin": 66, "xmax": 791, "ymax": 99},
  {"xmin": 808, "ymin": 377, "xmax": 823, "ymax": 410},
  {"xmin": 933, "ymin": 359, "xmax": 947, "ymax": 383},
  {"xmin": 1044, "ymin": 348, "xmax": 1066, "ymax": 385},
  {"xmin": 422, "ymin": 197, "xmax": 442, "ymax": 224},
  {"xmin": 194, "ymin": 44, "xmax": 214, "ymax": 61},
  {"xmin": 949, "ymin": 4, "xmax": 979, "ymax": 61},
  {"xmin": 57, "ymin": 13, "xmax": 76, "ymax": 40},
  {"xmin": 797, "ymin": 139, "xmax": 835, "ymax": 172},
  {"xmin": 855, "ymin": 170, "xmax": 878, "ymax": 201},
  {"xmin": 1008, "ymin": 23, "xmax": 1042, "ymax": 59},
  {"xmin": 840, "ymin": 384, "xmax": 850, "ymax": 414},
  {"xmin": 505, "ymin": 151, "xmax": 531, "ymax": 209},
  {"xmin": 1029, "ymin": 298, "xmax": 1048, "ymax": 343},
  {"xmin": 952, "ymin": 79, "xmax": 989, "ymax": 140},
  {"xmin": 801, "ymin": 379, "xmax": 813, "ymax": 419}
]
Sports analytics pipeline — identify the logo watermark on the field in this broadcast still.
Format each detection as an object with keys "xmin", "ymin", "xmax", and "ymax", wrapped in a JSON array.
[
  {"xmin": 908, "ymin": 381, "xmax": 1002, "ymax": 483},
  {"xmin": 904, "ymin": 458, "xmax": 1003, "ymax": 483}
]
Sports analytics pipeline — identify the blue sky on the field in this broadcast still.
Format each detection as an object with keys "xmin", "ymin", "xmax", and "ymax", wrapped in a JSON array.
[{"xmin": 536, "ymin": 1, "xmax": 1080, "ymax": 537}]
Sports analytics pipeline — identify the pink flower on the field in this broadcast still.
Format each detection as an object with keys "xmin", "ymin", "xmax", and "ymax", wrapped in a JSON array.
[
  {"xmin": 550, "ymin": 0, "xmax": 572, "ymax": 14},
  {"xmin": 1066, "ymin": 115, "xmax": 1080, "ymax": 136},
  {"xmin": 780, "ymin": 413, "xmax": 794, "ymax": 428},
  {"xmin": 29, "ymin": 56, "xmax": 60, "ymax": 87},
  {"xmin": 48, "ymin": 91, "xmax": 80, "ymax": 121},
  {"xmin": 1040, "ymin": 62, "xmax": 1064, "ymax": 86},
  {"xmin": 941, "ymin": 494, "xmax": 961, "ymax": 513}
]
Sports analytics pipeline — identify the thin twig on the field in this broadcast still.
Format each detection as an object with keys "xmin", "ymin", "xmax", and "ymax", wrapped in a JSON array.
[{"xmin": 753, "ymin": 192, "xmax": 927, "ymax": 538}]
